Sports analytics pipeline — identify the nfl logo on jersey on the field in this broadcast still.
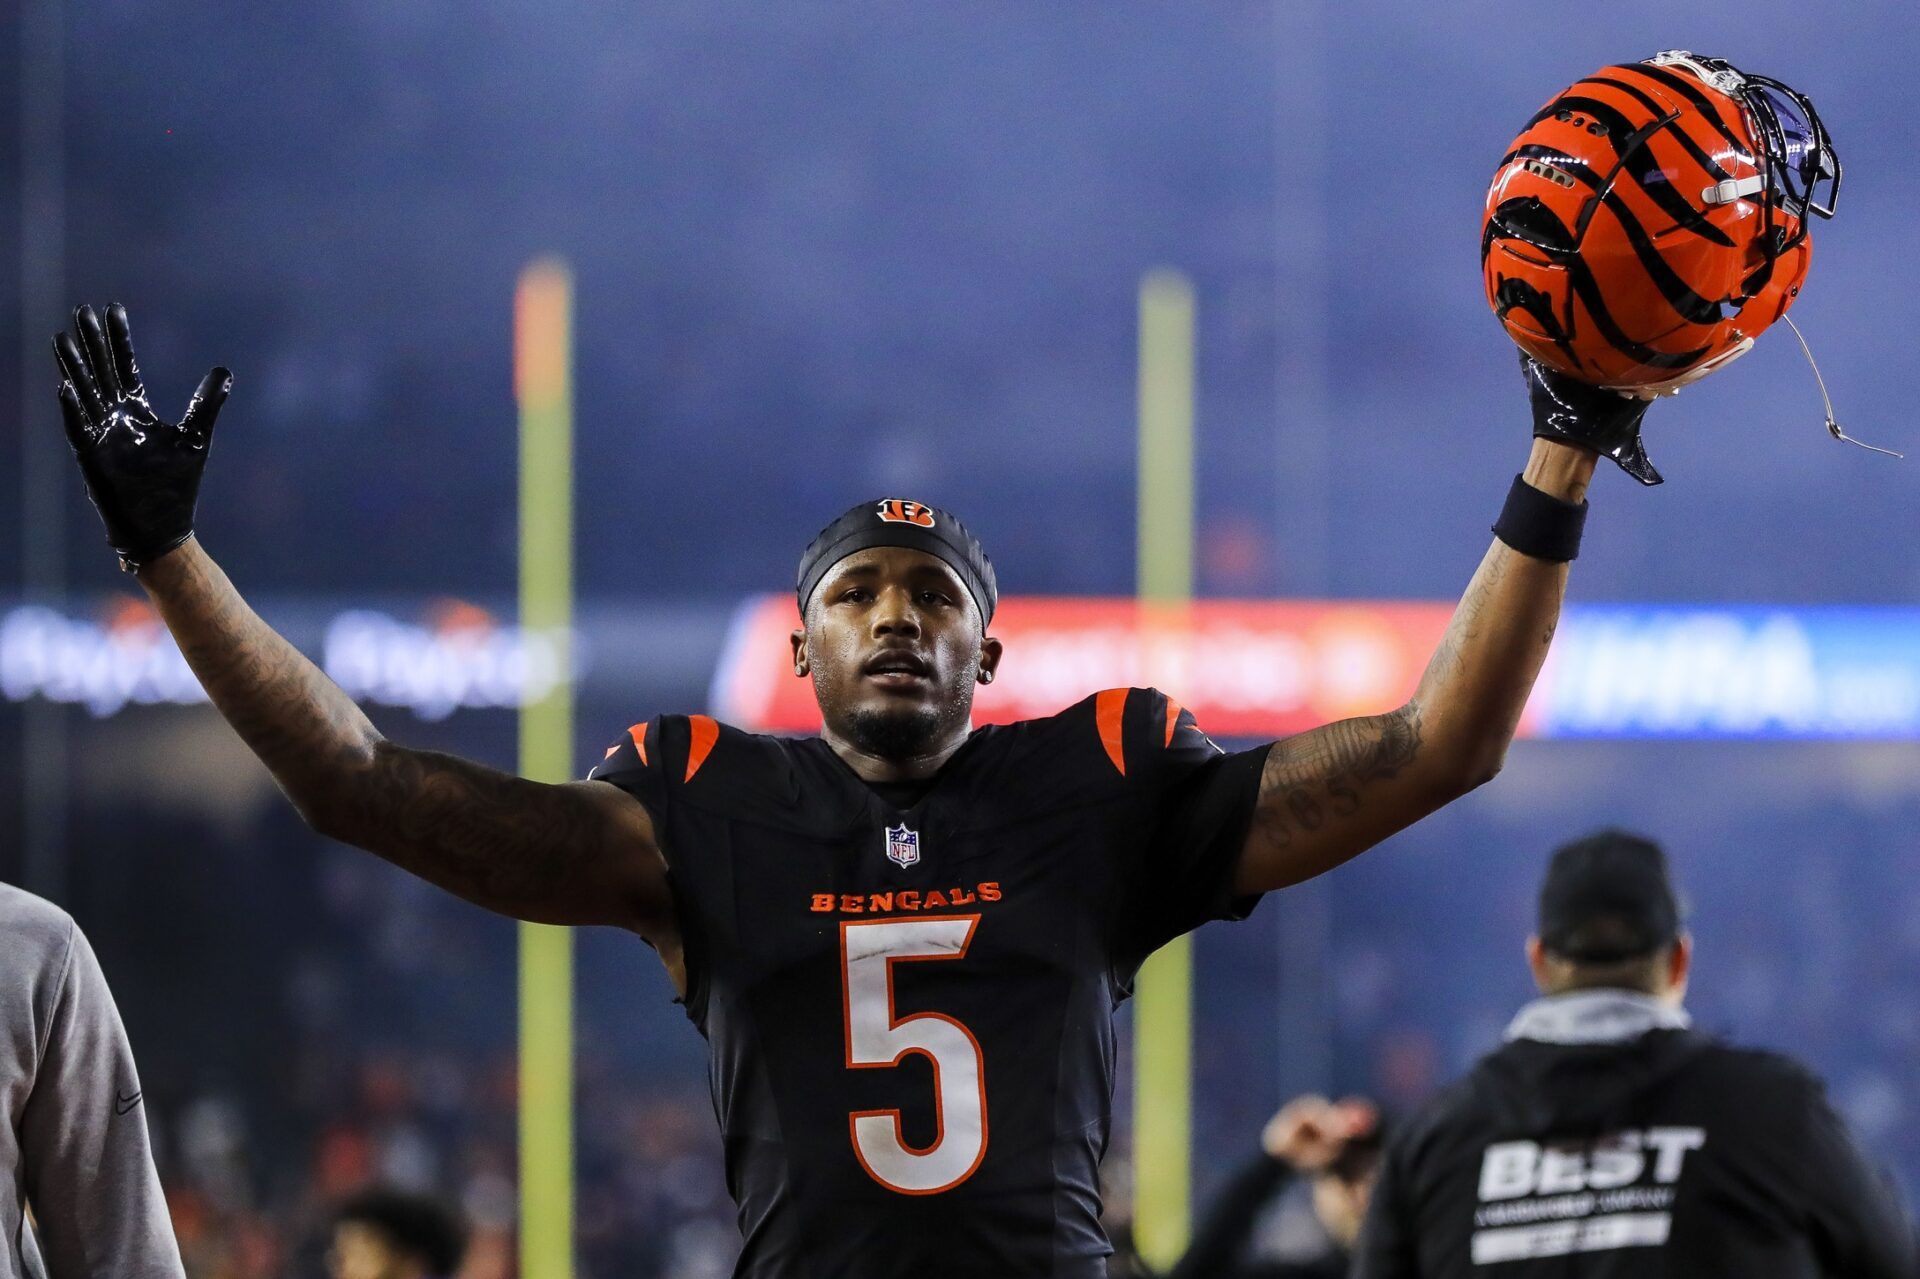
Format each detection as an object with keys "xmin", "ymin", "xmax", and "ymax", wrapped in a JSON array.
[{"xmin": 884, "ymin": 823, "xmax": 921, "ymax": 869}]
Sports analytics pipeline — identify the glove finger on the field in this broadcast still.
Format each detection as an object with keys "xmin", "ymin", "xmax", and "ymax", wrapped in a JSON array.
[
  {"xmin": 181, "ymin": 367, "xmax": 232, "ymax": 444},
  {"xmin": 105, "ymin": 303, "xmax": 145, "ymax": 397},
  {"xmin": 57, "ymin": 380, "xmax": 95, "ymax": 454},
  {"xmin": 1611, "ymin": 436, "xmax": 1664, "ymax": 487},
  {"xmin": 75, "ymin": 304, "xmax": 123, "ymax": 402},
  {"xmin": 53, "ymin": 330, "xmax": 108, "ymax": 421}
]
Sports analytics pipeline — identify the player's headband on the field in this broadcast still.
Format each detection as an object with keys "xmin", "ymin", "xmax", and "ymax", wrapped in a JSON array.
[{"xmin": 796, "ymin": 499, "xmax": 998, "ymax": 625}]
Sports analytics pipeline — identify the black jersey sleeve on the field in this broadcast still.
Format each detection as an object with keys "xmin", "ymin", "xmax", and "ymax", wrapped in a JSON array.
[
  {"xmin": 587, "ymin": 715, "xmax": 669, "ymax": 810},
  {"xmin": 1100, "ymin": 687, "xmax": 1270, "ymax": 971},
  {"xmin": 586, "ymin": 712, "xmax": 717, "ymax": 1020}
]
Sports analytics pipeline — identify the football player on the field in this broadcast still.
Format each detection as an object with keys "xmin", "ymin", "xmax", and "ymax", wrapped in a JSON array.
[{"xmin": 52, "ymin": 303, "xmax": 1645, "ymax": 1278}]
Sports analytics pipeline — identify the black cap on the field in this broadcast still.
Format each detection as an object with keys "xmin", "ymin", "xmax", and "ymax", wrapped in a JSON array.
[
  {"xmin": 796, "ymin": 499, "xmax": 998, "ymax": 624},
  {"xmin": 1537, "ymin": 830, "xmax": 1682, "ymax": 962}
]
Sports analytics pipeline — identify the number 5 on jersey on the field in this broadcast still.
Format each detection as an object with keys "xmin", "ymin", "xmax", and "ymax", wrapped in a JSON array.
[{"xmin": 840, "ymin": 916, "xmax": 988, "ymax": 1194}]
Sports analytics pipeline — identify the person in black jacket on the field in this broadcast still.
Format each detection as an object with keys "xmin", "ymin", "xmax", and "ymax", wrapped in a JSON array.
[
  {"xmin": 1169, "ymin": 1095, "xmax": 1384, "ymax": 1279},
  {"xmin": 1353, "ymin": 829, "xmax": 1914, "ymax": 1278}
]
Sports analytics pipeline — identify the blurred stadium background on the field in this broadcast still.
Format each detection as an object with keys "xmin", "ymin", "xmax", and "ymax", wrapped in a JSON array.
[{"xmin": 7, "ymin": 1, "xmax": 1920, "ymax": 1275}]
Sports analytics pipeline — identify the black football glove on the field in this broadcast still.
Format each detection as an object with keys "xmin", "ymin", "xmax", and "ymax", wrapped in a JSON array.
[
  {"xmin": 52, "ymin": 303, "xmax": 232, "ymax": 571},
  {"xmin": 1520, "ymin": 352, "xmax": 1661, "ymax": 486}
]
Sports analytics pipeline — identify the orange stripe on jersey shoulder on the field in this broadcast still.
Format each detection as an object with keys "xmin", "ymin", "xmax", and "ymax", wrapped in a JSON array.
[
  {"xmin": 1094, "ymin": 688, "xmax": 1130, "ymax": 776},
  {"xmin": 685, "ymin": 715, "xmax": 720, "ymax": 782},
  {"xmin": 627, "ymin": 720, "xmax": 650, "ymax": 766},
  {"xmin": 1163, "ymin": 697, "xmax": 1183, "ymax": 748}
]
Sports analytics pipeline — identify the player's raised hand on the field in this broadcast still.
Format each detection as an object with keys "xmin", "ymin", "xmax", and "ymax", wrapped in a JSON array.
[
  {"xmin": 1520, "ymin": 351, "xmax": 1661, "ymax": 487},
  {"xmin": 52, "ymin": 303, "xmax": 232, "ymax": 571}
]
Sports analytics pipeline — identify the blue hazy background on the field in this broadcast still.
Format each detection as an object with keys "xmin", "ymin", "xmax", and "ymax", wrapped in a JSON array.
[{"xmin": 5, "ymin": 2, "xmax": 1919, "ymax": 1275}]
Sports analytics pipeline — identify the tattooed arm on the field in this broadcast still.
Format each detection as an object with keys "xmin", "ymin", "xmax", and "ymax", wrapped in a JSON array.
[
  {"xmin": 1233, "ymin": 438, "xmax": 1596, "ymax": 894},
  {"xmin": 134, "ymin": 540, "xmax": 674, "ymax": 939}
]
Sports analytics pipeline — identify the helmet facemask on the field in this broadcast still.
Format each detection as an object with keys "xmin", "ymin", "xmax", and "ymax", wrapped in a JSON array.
[{"xmin": 1647, "ymin": 51, "xmax": 1841, "ymax": 299}]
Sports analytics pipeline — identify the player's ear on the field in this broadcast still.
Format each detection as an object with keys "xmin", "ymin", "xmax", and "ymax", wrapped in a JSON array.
[
  {"xmin": 1524, "ymin": 935, "xmax": 1551, "ymax": 992},
  {"xmin": 1666, "ymin": 932, "xmax": 1693, "ymax": 998},
  {"xmin": 977, "ymin": 635, "xmax": 1004, "ymax": 685},
  {"xmin": 790, "ymin": 627, "xmax": 809, "ymax": 678}
]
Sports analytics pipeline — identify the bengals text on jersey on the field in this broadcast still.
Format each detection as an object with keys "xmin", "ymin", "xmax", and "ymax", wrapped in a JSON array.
[{"xmin": 590, "ymin": 687, "xmax": 1268, "ymax": 1279}]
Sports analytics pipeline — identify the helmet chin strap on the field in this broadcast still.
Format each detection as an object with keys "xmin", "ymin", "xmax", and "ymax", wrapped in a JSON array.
[
  {"xmin": 1781, "ymin": 314, "xmax": 1903, "ymax": 459},
  {"xmin": 1603, "ymin": 317, "xmax": 1901, "ymax": 459}
]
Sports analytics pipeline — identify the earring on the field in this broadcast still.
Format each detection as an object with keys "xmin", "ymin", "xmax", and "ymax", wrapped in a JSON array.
[{"xmin": 980, "ymin": 670, "xmax": 994, "ymax": 684}]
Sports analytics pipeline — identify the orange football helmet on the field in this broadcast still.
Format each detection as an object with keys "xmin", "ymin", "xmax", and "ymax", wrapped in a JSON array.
[{"xmin": 1483, "ymin": 51, "xmax": 1840, "ymax": 394}]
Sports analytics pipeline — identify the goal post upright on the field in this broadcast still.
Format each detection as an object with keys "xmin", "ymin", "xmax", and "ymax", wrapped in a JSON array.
[
  {"xmin": 1132, "ymin": 267, "xmax": 1197, "ymax": 1269},
  {"xmin": 516, "ymin": 256, "xmax": 576, "ymax": 1279}
]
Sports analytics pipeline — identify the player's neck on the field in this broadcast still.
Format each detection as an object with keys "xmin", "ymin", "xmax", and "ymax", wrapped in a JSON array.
[{"xmin": 821, "ymin": 726, "xmax": 971, "ymax": 783}]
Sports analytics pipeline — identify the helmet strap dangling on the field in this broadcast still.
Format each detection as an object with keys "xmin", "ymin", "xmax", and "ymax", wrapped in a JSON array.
[{"xmin": 1781, "ymin": 314, "xmax": 1902, "ymax": 458}]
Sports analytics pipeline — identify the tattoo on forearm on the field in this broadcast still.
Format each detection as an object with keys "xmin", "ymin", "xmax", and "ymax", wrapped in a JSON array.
[
  {"xmin": 1236, "ymin": 531, "xmax": 1566, "ymax": 887},
  {"xmin": 346, "ymin": 746, "xmax": 635, "ymax": 918},
  {"xmin": 1248, "ymin": 705, "xmax": 1424, "ymax": 853},
  {"xmin": 147, "ymin": 547, "xmax": 649, "ymax": 924},
  {"xmin": 161, "ymin": 549, "xmax": 379, "ymax": 792}
]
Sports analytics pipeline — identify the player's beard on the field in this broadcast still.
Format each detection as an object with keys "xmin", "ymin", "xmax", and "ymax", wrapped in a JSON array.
[
  {"xmin": 842, "ymin": 701, "xmax": 948, "ymax": 762},
  {"xmin": 841, "ymin": 663, "xmax": 977, "ymax": 762}
]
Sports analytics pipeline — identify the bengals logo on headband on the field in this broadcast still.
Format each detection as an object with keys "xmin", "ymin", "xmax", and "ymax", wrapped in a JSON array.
[{"xmin": 876, "ymin": 499, "xmax": 936, "ymax": 528}]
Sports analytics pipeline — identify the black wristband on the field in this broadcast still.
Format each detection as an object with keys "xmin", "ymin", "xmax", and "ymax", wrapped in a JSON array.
[{"xmin": 1492, "ymin": 473, "xmax": 1587, "ymax": 562}]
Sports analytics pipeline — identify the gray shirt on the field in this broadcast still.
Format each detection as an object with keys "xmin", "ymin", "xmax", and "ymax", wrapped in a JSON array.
[{"xmin": 0, "ymin": 884, "xmax": 182, "ymax": 1279}]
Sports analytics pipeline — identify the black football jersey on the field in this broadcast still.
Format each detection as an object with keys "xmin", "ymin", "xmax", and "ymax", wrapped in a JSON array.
[{"xmin": 591, "ymin": 687, "xmax": 1270, "ymax": 1279}]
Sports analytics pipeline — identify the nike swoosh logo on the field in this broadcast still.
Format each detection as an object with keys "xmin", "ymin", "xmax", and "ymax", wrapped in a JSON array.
[{"xmin": 115, "ymin": 1090, "xmax": 142, "ymax": 1116}]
